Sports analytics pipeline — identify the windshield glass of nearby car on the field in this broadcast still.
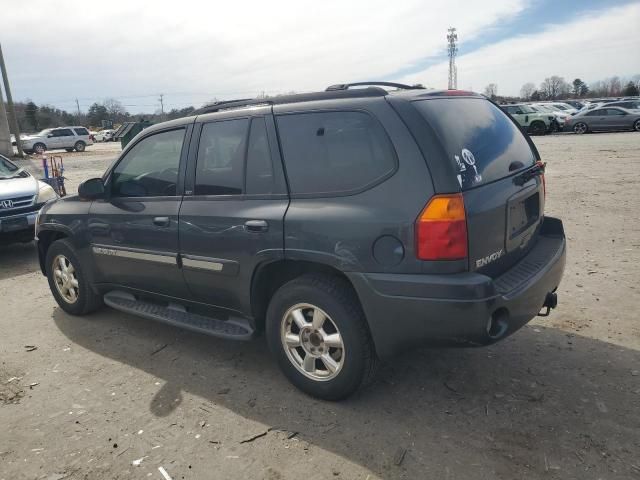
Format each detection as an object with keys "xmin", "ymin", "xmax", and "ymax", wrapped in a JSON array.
[
  {"xmin": 0, "ymin": 155, "xmax": 20, "ymax": 178},
  {"xmin": 37, "ymin": 129, "xmax": 52, "ymax": 136}
]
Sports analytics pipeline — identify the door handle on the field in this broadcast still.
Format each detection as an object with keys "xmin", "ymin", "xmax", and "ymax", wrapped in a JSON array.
[
  {"xmin": 244, "ymin": 220, "xmax": 268, "ymax": 233},
  {"xmin": 153, "ymin": 216, "xmax": 170, "ymax": 227}
]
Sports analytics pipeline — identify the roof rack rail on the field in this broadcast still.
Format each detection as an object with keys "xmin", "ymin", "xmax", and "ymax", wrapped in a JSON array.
[
  {"xmin": 195, "ymin": 88, "xmax": 389, "ymax": 115},
  {"xmin": 326, "ymin": 81, "xmax": 425, "ymax": 91}
]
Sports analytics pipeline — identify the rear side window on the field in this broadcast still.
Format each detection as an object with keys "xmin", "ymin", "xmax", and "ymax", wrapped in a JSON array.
[
  {"xmin": 413, "ymin": 98, "xmax": 536, "ymax": 190},
  {"xmin": 53, "ymin": 129, "xmax": 74, "ymax": 137},
  {"xmin": 74, "ymin": 128, "xmax": 89, "ymax": 136},
  {"xmin": 195, "ymin": 119, "xmax": 249, "ymax": 196},
  {"xmin": 276, "ymin": 111, "xmax": 396, "ymax": 195}
]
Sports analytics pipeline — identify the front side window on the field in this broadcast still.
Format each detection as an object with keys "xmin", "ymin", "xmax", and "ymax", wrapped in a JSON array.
[
  {"xmin": 111, "ymin": 128, "xmax": 185, "ymax": 197},
  {"xmin": 276, "ymin": 111, "xmax": 396, "ymax": 195},
  {"xmin": 586, "ymin": 110, "xmax": 604, "ymax": 116},
  {"xmin": 195, "ymin": 119, "xmax": 249, "ymax": 195}
]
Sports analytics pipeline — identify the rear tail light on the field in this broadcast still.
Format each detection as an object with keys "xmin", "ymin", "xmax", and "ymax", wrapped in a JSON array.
[
  {"xmin": 537, "ymin": 160, "xmax": 546, "ymax": 198},
  {"xmin": 416, "ymin": 193, "xmax": 468, "ymax": 260}
]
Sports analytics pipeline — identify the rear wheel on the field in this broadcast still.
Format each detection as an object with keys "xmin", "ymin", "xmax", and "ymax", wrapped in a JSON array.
[
  {"xmin": 266, "ymin": 274, "xmax": 378, "ymax": 400},
  {"xmin": 74, "ymin": 141, "xmax": 86, "ymax": 152},
  {"xmin": 528, "ymin": 121, "xmax": 546, "ymax": 136},
  {"xmin": 574, "ymin": 122, "xmax": 588, "ymax": 134},
  {"xmin": 33, "ymin": 143, "xmax": 46, "ymax": 154},
  {"xmin": 46, "ymin": 239, "xmax": 103, "ymax": 315},
  {"xmin": 634, "ymin": 119, "xmax": 640, "ymax": 132}
]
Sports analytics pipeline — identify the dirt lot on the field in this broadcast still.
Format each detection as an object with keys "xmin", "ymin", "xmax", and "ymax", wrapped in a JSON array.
[{"xmin": 1, "ymin": 134, "xmax": 639, "ymax": 480}]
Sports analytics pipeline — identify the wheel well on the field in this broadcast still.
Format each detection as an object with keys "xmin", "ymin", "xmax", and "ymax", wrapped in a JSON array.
[
  {"xmin": 250, "ymin": 260, "xmax": 360, "ymax": 333},
  {"xmin": 37, "ymin": 230, "xmax": 68, "ymax": 274}
]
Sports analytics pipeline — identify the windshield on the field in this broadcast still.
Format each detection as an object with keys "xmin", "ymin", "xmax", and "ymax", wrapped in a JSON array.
[
  {"xmin": 413, "ymin": 98, "xmax": 536, "ymax": 190},
  {"xmin": 553, "ymin": 104, "xmax": 570, "ymax": 111},
  {"xmin": 0, "ymin": 156, "xmax": 20, "ymax": 178},
  {"xmin": 37, "ymin": 129, "xmax": 52, "ymax": 135}
]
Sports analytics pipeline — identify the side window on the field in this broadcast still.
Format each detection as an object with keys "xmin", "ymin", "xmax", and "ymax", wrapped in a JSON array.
[
  {"xmin": 56, "ymin": 128, "xmax": 74, "ymax": 137},
  {"xmin": 111, "ymin": 129, "xmax": 185, "ymax": 197},
  {"xmin": 276, "ymin": 111, "xmax": 396, "ymax": 195},
  {"xmin": 606, "ymin": 109, "xmax": 623, "ymax": 116},
  {"xmin": 586, "ymin": 110, "xmax": 602, "ymax": 116},
  {"xmin": 245, "ymin": 118, "xmax": 275, "ymax": 195},
  {"xmin": 74, "ymin": 127, "xmax": 89, "ymax": 136},
  {"xmin": 195, "ymin": 119, "xmax": 249, "ymax": 196}
]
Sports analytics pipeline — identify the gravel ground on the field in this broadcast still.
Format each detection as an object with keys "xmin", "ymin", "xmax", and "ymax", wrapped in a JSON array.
[{"xmin": 1, "ymin": 133, "xmax": 639, "ymax": 480}]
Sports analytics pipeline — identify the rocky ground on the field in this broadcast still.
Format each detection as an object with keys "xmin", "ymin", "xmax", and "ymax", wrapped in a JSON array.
[{"xmin": 1, "ymin": 133, "xmax": 639, "ymax": 480}]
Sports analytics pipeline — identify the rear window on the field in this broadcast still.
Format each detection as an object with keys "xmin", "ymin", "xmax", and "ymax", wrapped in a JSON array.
[
  {"xmin": 276, "ymin": 111, "xmax": 396, "ymax": 195},
  {"xmin": 413, "ymin": 98, "xmax": 536, "ymax": 190}
]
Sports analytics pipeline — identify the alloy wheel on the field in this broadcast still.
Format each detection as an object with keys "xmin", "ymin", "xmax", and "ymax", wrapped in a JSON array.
[
  {"xmin": 574, "ymin": 123, "xmax": 587, "ymax": 134},
  {"xmin": 52, "ymin": 254, "xmax": 79, "ymax": 304},
  {"xmin": 280, "ymin": 303, "xmax": 345, "ymax": 381}
]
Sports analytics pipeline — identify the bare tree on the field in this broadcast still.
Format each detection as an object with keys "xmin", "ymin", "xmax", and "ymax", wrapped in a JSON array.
[
  {"xmin": 519, "ymin": 82, "xmax": 535, "ymax": 100},
  {"xmin": 608, "ymin": 76, "xmax": 622, "ymax": 96},
  {"xmin": 483, "ymin": 83, "xmax": 498, "ymax": 99},
  {"xmin": 540, "ymin": 76, "xmax": 569, "ymax": 100},
  {"xmin": 103, "ymin": 98, "xmax": 127, "ymax": 121}
]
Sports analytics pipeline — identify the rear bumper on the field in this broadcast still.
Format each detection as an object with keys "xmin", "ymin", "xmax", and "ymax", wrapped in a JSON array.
[{"xmin": 348, "ymin": 216, "xmax": 566, "ymax": 359}]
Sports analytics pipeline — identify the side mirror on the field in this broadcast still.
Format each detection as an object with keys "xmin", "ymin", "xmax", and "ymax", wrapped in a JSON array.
[{"xmin": 78, "ymin": 178, "xmax": 105, "ymax": 200}]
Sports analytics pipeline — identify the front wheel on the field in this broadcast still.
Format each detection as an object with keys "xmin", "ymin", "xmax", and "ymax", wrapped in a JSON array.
[
  {"xmin": 574, "ymin": 122, "xmax": 588, "ymax": 134},
  {"xmin": 266, "ymin": 274, "xmax": 378, "ymax": 400},
  {"xmin": 74, "ymin": 141, "xmax": 86, "ymax": 152},
  {"xmin": 46, "ymin": 239, "xmax": 103, "ymax": 315},
  {"xmin": 634, "ymin": 119, "xmax": 640, "ymax": 132}
]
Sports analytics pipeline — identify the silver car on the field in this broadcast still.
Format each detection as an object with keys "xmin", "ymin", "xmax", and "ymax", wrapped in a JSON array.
[
  {"xmin": 0, "ymin": 154, "xmax": 58, "ymax": 243},
  {"xmin": 21, "ymin": 126, "xmax": 94, "ymax": 154},
  {"xmin": 565, "ymin": 107, "xmax": 640, "ymax": 134}
]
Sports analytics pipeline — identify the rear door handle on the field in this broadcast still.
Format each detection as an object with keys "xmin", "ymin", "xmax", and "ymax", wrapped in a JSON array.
[
  {"xmin": 153, "ymin": 216, "xmax": 170, "ymax": 227},
  {"xmin": 244, "ymin": 220, "xmax": 268, "ymax": 233}
]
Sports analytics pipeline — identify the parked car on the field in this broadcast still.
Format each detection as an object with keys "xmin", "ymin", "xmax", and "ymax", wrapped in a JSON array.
[
  {"xmin": 529, "ymin": 104, "xmax": 569, "ymax": 131},
  {"xmin": 36, "ymin": 83, "xmax": 566, "ymax": 400},
  {"xmin": 563, "ymin": 100, "xmax": 585, "ymax": 110},
  {"xmin": 0, "ymin": 154, "xmax": 58, "ymax": 244},
  {"xmin": 501, "ymin": 104, "xmax": 554, "ymax": 135},
  {"xmin": 95, "ymin": 129, "xmax": 115, "ymax": 142},
  {"xmin": 538, "ymin": 102, "xmax": 579, "ymax": 115},
  {"xmin": 565, "ymin": 107, "xmax": 640, "ymax": 134},
  {"xmin": 605, "ymin": 99, "xmax": 640, "ymax": 111},
  {"xmin": 22, "ymin": 127, "xmax": 94, "ymax": 154}
]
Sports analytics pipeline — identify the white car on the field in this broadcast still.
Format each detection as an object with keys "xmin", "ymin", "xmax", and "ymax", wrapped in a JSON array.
[
  {"xmin": 22, "ymin": 126, "xmax": 94, "ymax": 154},
  {"xmin": 539, "ymin": 102, "xmax": 579, "ymax": 115},
  {"xmin": 94, "ymin": 129, "xmax": 115, "ymax": 142},
  {"xmin": 530, "ymin": 104, "xmax": 571, "ymax": 129}
]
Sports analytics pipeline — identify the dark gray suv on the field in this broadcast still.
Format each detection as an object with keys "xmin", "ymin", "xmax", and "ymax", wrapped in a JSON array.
[{"xmin": 36, "ymin": 83, "xmax": 566, "ymax": 400}]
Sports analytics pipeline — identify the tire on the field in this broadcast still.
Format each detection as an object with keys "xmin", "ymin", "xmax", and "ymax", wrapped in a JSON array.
[
  {"xmin": 573, "ymin": 122, "xmax": 588, "ymax": 134},
  {"xmin": 33, "ymin": 143, "xmax": 46, "ymax": 154},
  {"xmin": 45, "ymin": 239, "xmax": 103, "ymax": 316},
  {"xmin": 65, "ymin": 148, "xmax": 74, "ymax": 152},
  {"xmin": 74, "ymin": 141, "xmax": 86, "ymax": 152},
  {"xmin": 266, "ymin": 274, "xmax": 378, "ymax": 400},
  {"xmin": 528, "ymin": 121, "xmax": 546, "ymax": 136},
  {"xmin": 634, "ymin": 119, "xmax": 640, "ymax": 132}
]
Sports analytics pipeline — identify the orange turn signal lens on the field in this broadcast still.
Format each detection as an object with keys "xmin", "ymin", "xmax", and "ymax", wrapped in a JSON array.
[
  {"xmin": 416, "ymin": 194, "xmax": 468, "ymax": 261},
  {"xmin": 419, "ymin": 194, "xmax": 466, "ymax": 221}
]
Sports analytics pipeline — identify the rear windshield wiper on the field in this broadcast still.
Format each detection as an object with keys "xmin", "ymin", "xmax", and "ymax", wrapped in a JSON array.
[{"xmin": 514, "ymin": 162, "xmax": 545, "ymax": 186}]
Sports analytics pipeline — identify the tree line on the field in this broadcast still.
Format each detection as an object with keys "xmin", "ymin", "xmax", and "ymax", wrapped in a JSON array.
[
  {"xmin": 14, "ymin": 98, "xmax": 197, "ymax": 133},
  {"xmin": 483, "ymin": 74, "xmax": 640, "ymax": 102}
]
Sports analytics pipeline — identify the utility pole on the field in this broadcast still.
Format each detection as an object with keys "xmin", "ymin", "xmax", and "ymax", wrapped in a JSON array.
[
  {"xmin": 0, "ymin": 81, "xmax": 12, "ymax": 157},
  {"xmin": 0, "ymin": 43, "xmax": 24, "ymax": 157},
  {"xmin": 75, "ymin": 98, "xmax": 81, "ymax": 116},
  {"xmin": 159, "ymin": 93, "xmax": 164, "ymax": 114},
  {"xmin": 447, "ymin": 27, "xmax": 458, "ymax": 90}
]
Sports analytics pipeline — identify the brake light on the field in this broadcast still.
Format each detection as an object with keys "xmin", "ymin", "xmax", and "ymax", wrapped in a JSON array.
[
  {"xmin": 537, "ymin": 160, "xmax": 546, "ymax": 198},
  {"xmin": 416, "ymin": 193, "xmax": 468, "ymax": 260}
]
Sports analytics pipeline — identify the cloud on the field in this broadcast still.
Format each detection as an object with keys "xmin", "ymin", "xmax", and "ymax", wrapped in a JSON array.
[
  {"xmin": 398, "ymin": 2, "xmax": 640, "ymax": 95},
  {"xmin": 2, "ymin": 0, "xmax": 526, "ymax": 110}
]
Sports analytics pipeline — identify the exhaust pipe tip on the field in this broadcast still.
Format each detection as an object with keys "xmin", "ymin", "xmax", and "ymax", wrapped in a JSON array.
[{"xmin": 487, "ymin": 308, "xmax": 509, "ymax": 340}]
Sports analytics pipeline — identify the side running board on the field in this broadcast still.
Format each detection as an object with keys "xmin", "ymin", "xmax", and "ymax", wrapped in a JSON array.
[{"xmin": 103, "ymin": 291, "xmax": 254, "ymax": 341}]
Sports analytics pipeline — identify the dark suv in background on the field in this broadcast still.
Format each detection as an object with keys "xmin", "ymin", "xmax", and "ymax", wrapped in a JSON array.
[{"xmin": 36, "ymin": 82, "xmax": 566, "ymax": 400}]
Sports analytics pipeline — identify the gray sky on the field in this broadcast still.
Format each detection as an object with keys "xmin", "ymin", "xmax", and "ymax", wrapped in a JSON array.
[{"xmin": 2, "ymin": 0, "xmax": 639, "ymax": 113}]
